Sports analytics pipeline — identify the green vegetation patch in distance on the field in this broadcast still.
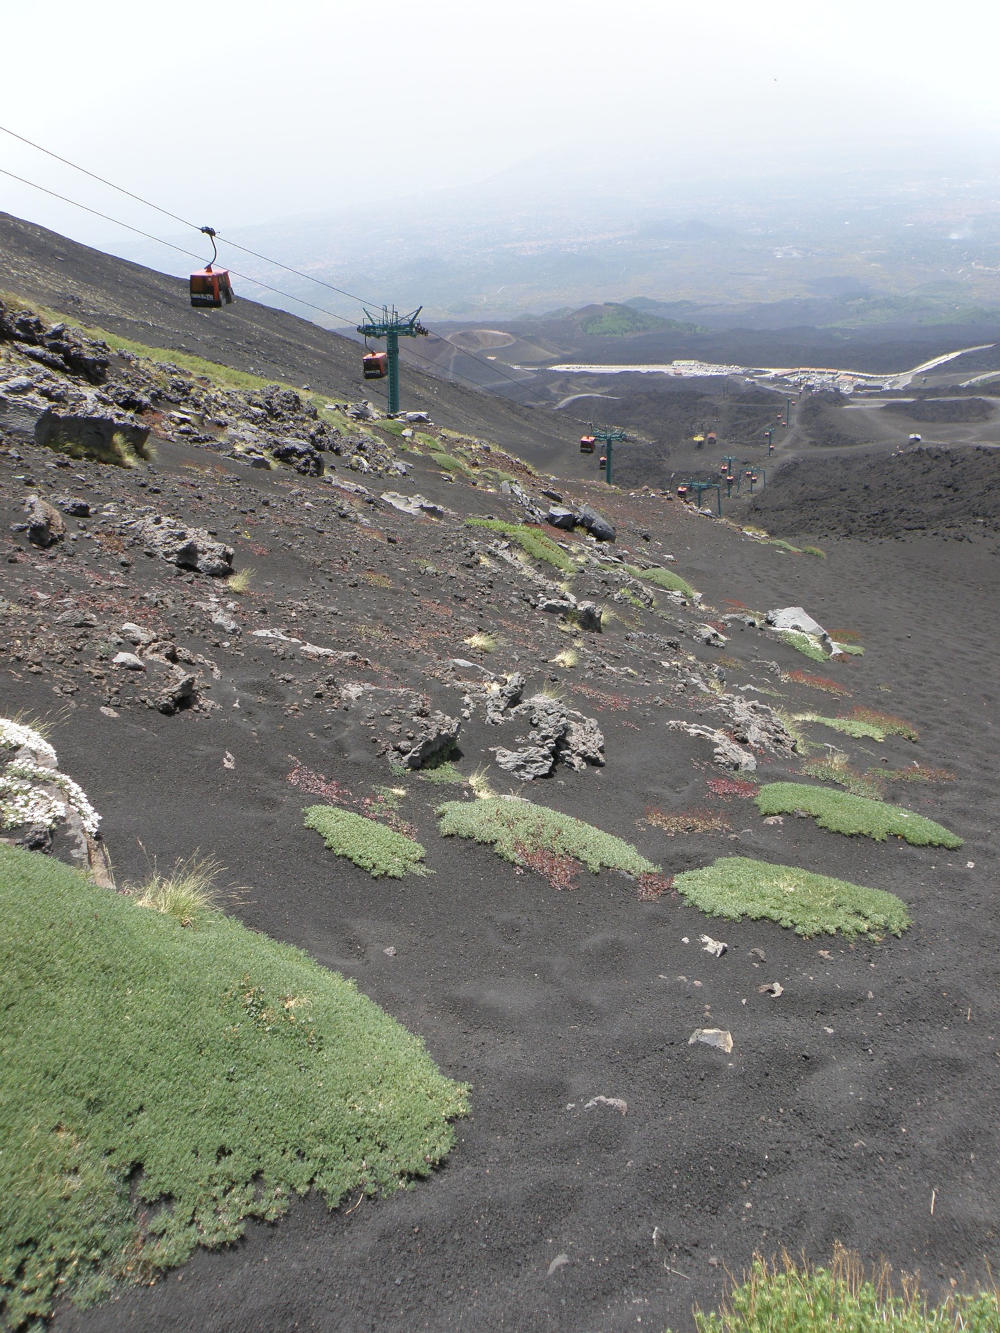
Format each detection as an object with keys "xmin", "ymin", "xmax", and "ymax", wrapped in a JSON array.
[
  {"xmin": 755, "ymin": 782, "xmax": 962, "ymax": 847},
  {"xmin": 797, "ymin": 712, "xmax": 888, "ymax": 741},
  {"xmin": 437, "ymin": 796, "xmax": 657, "ymax": 876},
  {"xmin": 624, "ymin": 564, "xmax": 697, "ymax": 599},
  {"xmin": 780, "ymin": 630, "xmax": 828, "ymax": 662},
  {"xmin": 429, "ymin": 449, "xmax": 472, "ymax": 476},
  {"xmin": 0, "ymin": 845, "xmax": 465, "ymax": 1328},
  {"xmin": 304, "ymin": 805, "xmax": 430, "ymax": 877},
  {"xmin": 692, "ymin": 1244, "xmax": 999, "ymax": 1332},
  {"xmin": 674, "ymin": 855, "xmax": 910, "ymax": 938},
  {"xmin": 465, "ymin": 518, "xmax": 574, "ymax": 573}
]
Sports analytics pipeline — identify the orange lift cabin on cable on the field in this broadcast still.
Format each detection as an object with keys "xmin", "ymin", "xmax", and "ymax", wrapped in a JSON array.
[
  {"xmin": 189, "ymin": 226, "xmax": 234, "ymax": 308},
  {"xmin": 579, "ymin": 434, "xmax": 596, "ymax": 453},
  {"xmin": 363, "ymin": 350, "xmax": 388, "ymax": 379}
]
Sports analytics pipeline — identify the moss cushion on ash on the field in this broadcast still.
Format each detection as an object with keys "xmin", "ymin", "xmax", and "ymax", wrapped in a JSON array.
[
  {"xmin": 674, "ymin": 856, "xmax": 910, "ymax": 938},
  {"xmin": 437, "ymin": 796, "xmax": 657, "ymax": 876},
  {"xmin": 304, "ymin": 805, "xmax": 429, "ymax": 877},
  {"xmin": 755, "ymin": 782, "xmax": 962, "ymax": 848},
  {"xmin": 0, "ymin": 845, "xmax": 466, "ymax": 1329}
]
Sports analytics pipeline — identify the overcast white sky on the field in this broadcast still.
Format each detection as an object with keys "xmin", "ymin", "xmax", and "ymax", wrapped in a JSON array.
[{"xmin": 3, "ymin": 0, "xmax": 998, "ymax": 270}]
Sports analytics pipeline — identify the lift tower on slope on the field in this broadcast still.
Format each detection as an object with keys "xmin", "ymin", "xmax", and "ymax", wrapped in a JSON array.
[
  {"xmin": 593, "ymin": 424, "xmax": 628, "ymax": 484},
  {"xmin": 356, "ymin": 306, "xmax": 428, "ymax": 414}
]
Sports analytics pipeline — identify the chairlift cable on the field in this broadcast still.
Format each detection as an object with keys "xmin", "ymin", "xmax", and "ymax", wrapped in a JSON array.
[
  {"xmin": 0, "ymin": 123, "xmax": 380, "ymax": 310},
  {"xmin": 0, "ymin": 143, "xmax": 550, "ymax": 398},
  {"xmin": 0, "ymin": 167, "xmax": 360, "ymax": 327}
]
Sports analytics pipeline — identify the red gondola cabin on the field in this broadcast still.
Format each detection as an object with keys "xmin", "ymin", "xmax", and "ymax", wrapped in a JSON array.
[
  {"xmin": 579, "ymin": 434, "xmax": 596, "ymax": 453},
  {"xmin": 190, "ymin": 266, "xmax": 234, "ymax": 308},
  {"xmin": 363, "ymin": 351, "xmax": 388, "ymax": 379}
]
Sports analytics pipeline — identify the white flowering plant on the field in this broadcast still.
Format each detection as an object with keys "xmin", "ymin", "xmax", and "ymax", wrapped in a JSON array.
[{"xmin": 0, "ymin": 721, "xmax": 101, "ymax": 836}]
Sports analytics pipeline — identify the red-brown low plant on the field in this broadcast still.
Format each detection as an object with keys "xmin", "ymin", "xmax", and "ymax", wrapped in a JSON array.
[
  {"xmin": 515, "ymin": 844, "xmax": 581, "ymax": 891},
  {"xmin": 706, "ymin": 776, "xmax": 759, "ymax": 798},
  {"xmin": 645, "ymin": 806, "xmax": 731, "ymax": 835},
  {"xmin": 782, "ymin": 669, "xmax": 851, "ymax": 697},
  {"xmin": 637, "ymin": 871, "xmax": 675, "ymax": 902}
]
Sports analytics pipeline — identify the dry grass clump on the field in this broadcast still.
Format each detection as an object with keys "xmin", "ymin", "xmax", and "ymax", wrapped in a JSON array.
[
  {"xmin": 800, "ymin": 754, "xmax": 885, "ymax": 800},
  {"xmin": 847, "ymin": 706, "xmax": 919, "ymax": 741},
  {"xmin": 132, "ymin": 854, "xmax": 221, "ymax": 927},
  {"xmin": 464, "ymin": 631, "xmax": 498, "ymax": 653},
  {"xmin": 227, "ymin": 567, "xmax": 255, "ymax": 594},
  {"xmin": 705, "ymin": 776, "xmax": 759, "ymax": 798},
  {"xmin": 884, "ymin": 763, "xmax": 956, "ymax": 785}
]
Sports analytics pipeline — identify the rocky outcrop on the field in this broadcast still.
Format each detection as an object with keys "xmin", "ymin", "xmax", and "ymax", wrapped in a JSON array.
[
  {"xmin": 665, "ymin": 720, "xmax": 758, "ymax": 772},
  {"xmin": 24, "ymin": 494, "xmax": 65, "ymax": 547},
  {"xmin": 492, "ymin": 693, "xmax": 605, "ymax": 780},
  {"xmin": 544, "ymin": 501, "xmax": 617, "ymax": 542},
  {"xmin": 0, "ymin": 718, "xmax": 112, "ymax": 887},
  {"xmin": 381, "ymin": 492, "xmax": 448, "ymax": 519},
  {"xmin": 577, "ymin": 505, "xmax": 616, "ymax": 543},
  {"xmin": 395, "ymin": 711, "xmax": 461, "ymax": 770},
  {"xmin": 34, "ymin": 404, "xmax": 150, "ymax": 463},
  {"xmin": 0, "ymin": 300, "xmax": 110, "ymax": 383},
  {"xmin": 106, "ymin": 623, "xmax": 216, "ymax": 715},
  {"xmin": 125, "ymin": 514, "xmax": 234, "ymax": 576}
]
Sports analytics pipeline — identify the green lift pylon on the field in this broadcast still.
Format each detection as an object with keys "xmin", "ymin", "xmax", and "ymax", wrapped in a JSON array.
[
  {"xmin": 594, "ymin": 425, "xmax": 628, "ymax": 483},
  {"xmin": 356, "ymin": 305, "xmax": 428, "ymax": 414}
]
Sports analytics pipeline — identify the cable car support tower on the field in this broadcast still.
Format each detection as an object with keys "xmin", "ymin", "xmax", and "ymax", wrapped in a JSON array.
[
  {"xmin": 593, "ymin": 424, "xmax": 628, "ymax": 483},
  {"xmin": 356, "ymin": 306, "xmax": 428, "ymax": 414}
]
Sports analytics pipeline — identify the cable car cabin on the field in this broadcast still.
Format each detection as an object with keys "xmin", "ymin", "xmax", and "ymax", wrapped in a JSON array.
[
  {"xmin": 190, "ymin": 267, "xmax": 234, "ymax": 308},
  {"xmin": 579, "ymin": 435, "xmax": 596, "ymax": 453},
  {"xmin": 598, "ymin": 455, "xmax": 607, "ymax": 469},
  {"xmin": 363, "ymin": 351, "xmax": 388, "ymax": 380},
  {"xmin": 676, "ymin": 484, "xmax": 690, "ymax": 498}
]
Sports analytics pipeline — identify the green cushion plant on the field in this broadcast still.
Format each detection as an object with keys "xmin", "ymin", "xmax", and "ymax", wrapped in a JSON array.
[
  {"xmin": 674, "ymin": 855, "xmax": 910, "ymax": 938},
  {"xmin": 304, "ymin": 805, "xmax": 430, "ymax": 877},
  {"xmin": 755, "ymin": 782, "xmax": 961, "ymax": 847},
  {"xmin": 437, "ymin": 796, "xmax": 657, "ymax": 876},
  {"xmin": 0, "ymin": 845, "xmax": 465, "ymax": 1328}
]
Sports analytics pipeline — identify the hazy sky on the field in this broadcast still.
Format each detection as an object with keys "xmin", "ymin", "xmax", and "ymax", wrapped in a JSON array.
[{"xmin": 3, "ymin": 0, "xmax": 998, "ymax": 276}]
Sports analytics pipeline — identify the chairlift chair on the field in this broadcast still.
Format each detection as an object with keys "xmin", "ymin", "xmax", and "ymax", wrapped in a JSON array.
[
  {"xmin": 189, "ymin": 227, "xmax": 234, "ymax": 308},
  {"xmin": 363, "ymin": 351, "xmax": 388, "ymax": 379}
]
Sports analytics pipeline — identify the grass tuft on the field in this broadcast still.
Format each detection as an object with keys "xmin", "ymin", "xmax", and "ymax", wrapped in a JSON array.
[
  {"xmin": 800, "ymin": 755, "xmax": 885, "ymax": 800},
  {"xmin": 304, "ymin": 805, "xmax": 430, "ymax": 877},
  {"xmin": 463, "ymin": 631, "xmax": 498, "ymax": 653},
  {"xmin": 227, "ymin": 567, "xmax": 255, "ymax": 595},
  {"xmin": 755, "ymin": 782, "xmax": 962, "ymax": 847},
  {"xmin": 132, "ymin": 854, "xmax": 221, "ymax": 927},
  {"xmin": 674, "ymin": 856, "xmax": 910, "ymax": 938},
  {"xmin": 693, "ymin": 1243, "xmax": 999, "ymax": 1331}
]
